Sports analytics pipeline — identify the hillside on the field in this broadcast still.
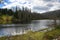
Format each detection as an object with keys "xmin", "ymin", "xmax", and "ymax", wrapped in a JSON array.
[{"xmin": 41, "ymin": 10, "xmax": 60, "ymax": 19}]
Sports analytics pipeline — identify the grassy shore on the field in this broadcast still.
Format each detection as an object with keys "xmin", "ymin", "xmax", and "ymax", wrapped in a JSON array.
[
  {"xmin": 0, "ymin": 31, "xmax": 45, "ymax": 40},
  {"xmin": 0, "ymin": 15, "xmax": 13, "ymax": 24}
]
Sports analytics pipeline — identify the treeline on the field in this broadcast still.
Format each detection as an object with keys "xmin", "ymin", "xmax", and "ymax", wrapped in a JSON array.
[{"xmin": 0, "ymin": 7, "xmax": 42, "ymax": 24}]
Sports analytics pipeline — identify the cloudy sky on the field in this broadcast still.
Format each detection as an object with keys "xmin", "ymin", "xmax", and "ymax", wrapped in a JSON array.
[{"xmin": 0, "ymin": 0, "xmax": 60, "ymax": 13}]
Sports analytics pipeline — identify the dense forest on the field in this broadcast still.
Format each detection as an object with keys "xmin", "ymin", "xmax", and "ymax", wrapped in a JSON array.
[{"xmin": 0, "ymin": 7, "xmax": 43, "ymax": 24}]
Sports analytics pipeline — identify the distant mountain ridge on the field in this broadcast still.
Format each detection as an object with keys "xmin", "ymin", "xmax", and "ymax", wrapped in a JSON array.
[{"xmin": 41, "ymin": 10, "xmax": 60, "ymax": 19}]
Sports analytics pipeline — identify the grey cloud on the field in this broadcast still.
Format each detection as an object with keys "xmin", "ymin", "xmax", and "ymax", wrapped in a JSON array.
[
  {"xmin": 47, "ymin": 3, "xmax": 54, "ymax": 7},
  {"xmin": 43, "ymin": 0, "xmax": 52, "ymax": 2},
  {"xmin": 43, "ymin": 0, "xmax": 57, "ymax": 2},
  {"xmin": 58, "ymin": 0, "xmax": 60, "ymax": 2},
  {"xmin": 33, "ymin": 6, "xmax": 49, "ymax": 11}
]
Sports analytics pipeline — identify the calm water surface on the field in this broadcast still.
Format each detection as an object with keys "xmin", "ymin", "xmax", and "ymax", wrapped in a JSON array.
[{"xmin": 0, "ymin": 20, "xmax": 60, "ymax": 36}]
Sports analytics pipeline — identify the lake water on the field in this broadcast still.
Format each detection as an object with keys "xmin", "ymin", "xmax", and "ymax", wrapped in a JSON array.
[{"xmin": 0, "ymin": 20, "xmax": 60, "ymax": 37}]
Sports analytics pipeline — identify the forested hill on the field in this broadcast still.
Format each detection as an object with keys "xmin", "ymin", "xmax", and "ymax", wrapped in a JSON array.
[
  {"xmin": 41, "ymin": 10, "xmax": 60, "ymax": 19},
  {"xmin": 0, "ymin": 8, "xmax": 43, "ymax": 20},
  {"xmin": 0, "ymin": 7, "xmax": 43, "ymax": 24}
]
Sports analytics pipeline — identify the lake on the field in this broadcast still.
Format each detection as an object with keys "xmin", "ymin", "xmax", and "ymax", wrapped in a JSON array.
[{"xmin": 0, "ymin": 20, "xmax": 60, "ymax": 37}]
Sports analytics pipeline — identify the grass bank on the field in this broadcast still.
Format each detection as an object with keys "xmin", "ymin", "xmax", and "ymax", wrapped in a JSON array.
[
  {"xmin": 0, "ymin": 15, "xmax": 13, "ymax": 24},
  {"xmin": 0, "ymin": 31, "xmax": 45, "ymax": 40}
]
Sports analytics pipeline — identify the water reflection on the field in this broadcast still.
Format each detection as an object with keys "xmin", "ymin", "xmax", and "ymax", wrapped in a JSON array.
[
  {"xmin": 0, "ymin": 25, "xmax": 31, "ymax": 36},
  {"xmin": 0, "ymin": 20, "xmax": 60, "ymax": 36}
]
